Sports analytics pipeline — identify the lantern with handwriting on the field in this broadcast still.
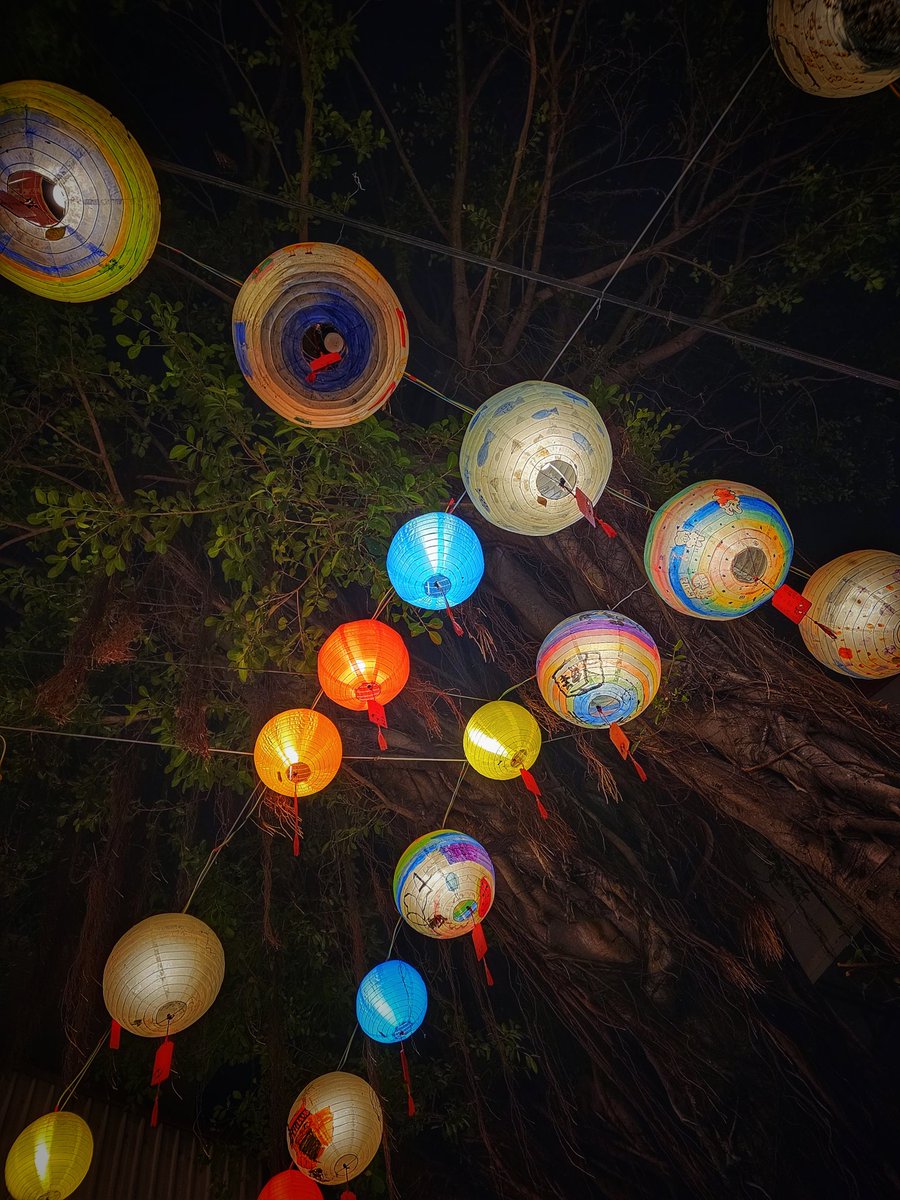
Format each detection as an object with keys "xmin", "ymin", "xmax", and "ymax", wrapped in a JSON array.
[
  {"xmin": 800, "ymin": 549, "xmax": 900, "ymax": 678},
  {"xmin": 4, "ymin": 1112, "xmax": 93, "ymax": 1200},
  {"xmin": 286, "ymin": 1072, "xmax": 383, "ymax": 1188}
]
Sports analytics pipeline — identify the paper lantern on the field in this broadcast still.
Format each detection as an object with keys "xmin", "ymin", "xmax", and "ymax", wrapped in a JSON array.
[
  {"xmin": 644, "ymin": 480, "xmax": 793, "ymax": 620},
  {"xmin": 463, "ymin": 700, "xmax": 541, "ymax": 779},
  {"xmin": 4, "ymin": 1111, "xmax": 93, "ymax": 1200},
  {"xmin": 769, "ymin": 0, "xmax": 900, "ymax": 98},
  {"xmin": 800, "ymin": 549, "xmax": 900, "ymax": 678},
  {"xmin": 317, "ymin": 619, "xmax": 409, "ymax": 748},
  {"xmin": 254, "ymin": 709, "xmax": 342, "ymax": 797},
  {"xmin": 232, "ymin": 242, "xmax": 408, "ymax": 428},
  {"xmin": 102, "ymin": 912, "xmax": 225, "ymax": 1037},
  {"xmin": 459, "ymin": 381, "xmax": 613, "ymax": 535},
  {"xmin": 394, "ymin": 829, "xmax": 494, "ymax": 940},
  {"xmin": 258, "ymin": 1170, "xmax": 324, "ymax": 1200},
  {"xmin": 0, "ymin": 81, "xmax": 159, "ymax": 301},
  {"xmin": 537, "ymin": 610, "xmax": 661, "ymax": 729},
  {"xmin": 356, "ymin": 959, "xmax": 428, "ymax": 1044},
  {"xmin": 386, "ymin": 511, "xmax": 484, "ymax": 611},
  {"xmin": 286, "ymin": 1072, "xmax": 383, "ymax": 1185}
]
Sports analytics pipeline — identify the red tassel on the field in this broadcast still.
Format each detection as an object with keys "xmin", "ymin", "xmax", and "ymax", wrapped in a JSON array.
[
  {"xmin": 367, "ymin": 699, "xmax": 388, "ymax": 751},
  {"xmin": 150, "ymin": 1088, "xmax": 160, "ymax": 1128},
  {"xmin": 377, "ymin": 727, "xmax": 388, "ymax": 752},
  {"xmin": 535, "ymin": 796, "xmax": 549, "ymax": 820},
  {"xmin": 292, "ymin": 789, "xmax": 300, "ymax": 857},
  {"xmin": 770, "ymin": 583, "xmax": 811, "ymax": 623},
  {"xmin": 340, "ymin": 1191, "xmax": 356, "ymax": 1200},
  {"xmin": 443, "ymin": 593, "xmax": 464, "ymax": 637},
  {"xmin": 519, "ymin": 769, "xmax": 548, "ymax": 819},
  {"xmin": 811, "ymin": 619, "xmax": 839, "ymax": 639},
  {"xmin": 471, "ymin": 921, "xmax": 488, "ymax": 961},
  {"xmin": 574, "ymin": 486, "xmax": 597, "ymax": 528},
  {"xmin": 109, "ymin": 1019, "xmax": 121, "ymax": 1050},
  {"xmin": 598, "ymin": 519, "xmax": 618, "ymax": 539},
  {"xmin": 151, "ymin": 1036, "xmax": 174, "ymax": 1086},
  {"xmin": 399, "ymin": 1044, "xmax": 416, "ymax": 1117},
  {"xmin": 483, "ymin": 960, "xmax": 494, "ymax": 987},
  {"xmin": 629, "ymin": 755, "xmax": 648, "ymax": 783}
]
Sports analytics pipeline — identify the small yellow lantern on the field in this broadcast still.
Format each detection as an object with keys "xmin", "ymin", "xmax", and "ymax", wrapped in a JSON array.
[
  {"xmin": 4, "ymin": 1111, "xmax": 93, "ymax": 1200},
  {"xmin": 463, "ymin": 701, "xmax": 547, "ymax": 818}
]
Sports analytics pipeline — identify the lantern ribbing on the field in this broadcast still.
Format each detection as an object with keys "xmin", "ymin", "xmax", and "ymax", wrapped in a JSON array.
[
  {"xmin": 386, "ymin": 511, "xmax": 484, "ymax": 610},
  {"xmin": 356, "ymin": 960, "xmax": 428, "ymax": 1043},
  {"xmin": 800, "ymin": 549, "xmax": 900, "ymax": 678},
  {"xmin": 254, "ymin": 709, "xmax": 342, "ymax": 797},
  {"xmin": 393, "ymin": 829, "xmax": 495, "ymax": 941},
  {"xmin": 286, "ymin": 1071, "xmax": 383, "ymax": 1185},
  {"xmin": 4, "ymin": 1112, "xmax": 93, "ymax": 1200},
  {"xmin": 463, "ymin": 700, "xmax": 541, "ymax": 780}
]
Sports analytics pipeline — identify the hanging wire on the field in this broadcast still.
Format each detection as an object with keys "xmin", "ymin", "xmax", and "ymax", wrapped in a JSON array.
[
  {"xmin": 181, "ymin": 784, "xmax": 264, "ymax": 913},
  {"xmin": 498, "ymin": 674, "xmax": 537, "ymax": 700},
  {"xmin": 55, "ymin": 1032, "xmax": 106, "ymax": 1112},
  {"xmin": 157, "ymin": 241, "xmax": 243, "ymax": 287},
  {"xmin": 543, "ymin": 50, "xmax": 769, "ymax": 380},
  {"xmin": 403, "ymin": 372, "xmax": 477, "ymax": 416},
  {"xmin": 440, "ymin": 762, "xmax": 469, "ymax": 826},
  {"xmin": 150, "ymin": 159, "xmax": 900, "ymax": 393}
]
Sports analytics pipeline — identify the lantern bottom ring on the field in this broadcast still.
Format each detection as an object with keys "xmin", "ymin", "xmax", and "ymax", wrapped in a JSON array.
[
  {"xmin": 732, "ymin": 545, "xmax": 768, "ymax": 584},
  {"xmin": 153, "ymin": 999, "xmax": 187, "ymax": 1026},
  {"xmin": 354, "ymin": 681, "xmax": 382, "ymax": 701},
  {"xmin": 423, "ymin": 574, "xmax": 452, "ymax": 597},
  {"xmin": 286, "ymin": 762, "xmax": 312, "ymax": 783},
  {"xmin": 536, "ymin": 458, "xmax": 576, "ymax": 500},
  {"xmin": 336, "ymin": 1153, "xmax": 360, "ymax": 1175}
]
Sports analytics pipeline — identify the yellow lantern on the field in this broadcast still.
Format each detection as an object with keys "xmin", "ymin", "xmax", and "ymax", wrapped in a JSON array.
[
  {"xmin": 102, "ymin": 912, "xmax": 225, "ymax": 1037},
  {"xmin": 286, "ymin": 1071, "xmax": 383, "ymax": 1186},
  {"xmin": 800, "ymin": 550, "xmax": 900, "ymax": 679},
  {"xmin": 463, "ymin": 700, "xmax": 541, "ymax": 780},
  {"xmin": 4, "ymin": 1111, "xmax": 93, "ymax": 1200},
  {"xmin": 253, "ymin": 709, "xmax": 343, "ymax": 797}
]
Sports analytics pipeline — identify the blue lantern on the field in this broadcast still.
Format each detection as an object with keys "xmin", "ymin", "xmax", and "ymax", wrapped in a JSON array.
[
  {"xmin": 386, "ymin": 512, "xmax": 484, "ymax": 611},
  {"xmin": 356, "ymin": 960, "xmax": 428, "ymax": 1044}
]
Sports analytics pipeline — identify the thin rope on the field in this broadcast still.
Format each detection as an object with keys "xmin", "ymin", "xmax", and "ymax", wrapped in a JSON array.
[
  {"xmin": 157, "ymin": 241, "xmax": 243, "ymax": 287},
  {"xmin": 56, "ymin": 1033, "xmax": 106, "ymax": 1112},
  {"xmin": 440, "ymin": 762, "xmax": 469, "ymax": 826},
  {"xmin": 182, "ymin": 784, "xmax": 263, "ymax": 913},
  {"xmin": 0, "ymin": 646, "xmax": 319, "ymax": 678},
  {"xmin": 403, "ymin": 372, "xmax": 477, "ymax": 416},
  {"xmin": 543, "ymin": 49, "xmax": 769, "ymax": 380},
  {"xmin": 498, "ymin": 674, "xmax": 536, "ymax": 700},
  {"xmin": 149, "ymin": 159, "xmax": 900, "ymax": 393}
]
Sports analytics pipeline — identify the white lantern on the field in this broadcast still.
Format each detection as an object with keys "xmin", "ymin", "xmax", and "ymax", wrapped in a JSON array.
[
  {"xmin": 102, "ymin": 912, "xmax": 225, "ymax": 1037},
  {"xmin": 4, "ymin": 1111, "xmax": 93, "ymax": 1200},
  {"xmin": 286, "ymin": 1071, "xmax": 383, "ymax": 1185},
  {"xmin": 459, "ymin": 381, "xmax": 613, "ymax": 535},
  {"xmin": 800, "ymin": 549, "xmax": 900, "ymax": 678}
]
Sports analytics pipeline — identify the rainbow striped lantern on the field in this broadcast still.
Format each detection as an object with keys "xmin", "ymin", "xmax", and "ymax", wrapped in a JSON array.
[
  {"xmin": 769, "ymin": 0, "xmax": 900, "ymax": 98},
  {"xmin": 394, "ymin": 830, "xmax": 496, "ymax": 984},
  {"xmin": 356, "ymin": 960, "xmax": 428, "ymax": 1117},
  {"xmin": 644, "ymin": 480, "xmax": 795, "ymax": 621},
  {"xmin": 459, "ymin": 381, "xmax": 613, "ymax": 536},
  {"xmin": 463, "ymin": 700, "xmax": 548, "ymax": 820},
  {"xmin": 0, "ymin": 81, "xmax": 159, "ymax": 301},
  {"xmin": 800, "ymin": 550, "xmax": 900, "ymax": 679},
  {"xmin": 386, "ymin": 511, "xmax": 484, "ymax": 636},
  {"xmin": 232, "ymin": 242, "xmax": 408, "ymax": 428},
  {"xmin": 286, "ymin": 1072, "xmax": 383, "ymax": 1189},
  {"xmin": 537, "ymin": 610, "xmax": 660, "ymax": 778}
]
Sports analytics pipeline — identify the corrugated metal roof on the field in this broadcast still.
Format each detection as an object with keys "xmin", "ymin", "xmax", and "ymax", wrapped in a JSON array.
[{"xmin": 0, "ymin": 1071, "xmax": 265, "ymax": 1200}]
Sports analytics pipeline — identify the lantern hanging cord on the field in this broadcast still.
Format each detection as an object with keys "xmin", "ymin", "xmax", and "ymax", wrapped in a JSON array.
[
  {"xmin": 440, "ymin": 762, "xmax": 469, "ymax": 826},
  {"xmin": 157, "ymin": 241, "xmax": 243, "ymax": 288},
  {"xmin": 182, "ymin": 784, "xmax": 265, "ymax": 913},
  {"xmin": 542, "ymin": 48, "xmax": 769, "ymax": 381},
  {"xmin": 498, "ymin": 674, "xmax": 537, "ymax": 700},
  {"xmin": 148, "ymin": 162, "xmax": 900, "ymax": 393},
  {"xmin": 403, "ymin": 372, "xmax": 476, "ymax": 416},
  {"xmin": 55, "ymin": 1032, "xmax": 106, "ymax": 1112}
]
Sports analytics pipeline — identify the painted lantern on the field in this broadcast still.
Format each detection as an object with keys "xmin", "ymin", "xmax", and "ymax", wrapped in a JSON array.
[
  {"xmin": 0, "ymin": 81, "xmax": 159, "ymax": 301},
  {"xmin": 286, "ymin": 1072, "xmax": 383, "ymax": 1185},
  {"xmin": 459, "ymin": 381, "xmax": 613, "ymax": 536},
  {"xmin": 800, "ymin": 549, "xmax": 900, "ymax": 679},
  {"xmin": 393, "ymin": 829, "xmax": 494, "ymax": 941},
  {"xmin": 769, "ymin": 0, "xmax": 900, "ymax": 98}
]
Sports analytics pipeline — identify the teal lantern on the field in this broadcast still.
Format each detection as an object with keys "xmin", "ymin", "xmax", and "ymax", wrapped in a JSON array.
[
  {"xmin": 356, "ymin": 960, "xmax": 428, "ymax": 1044},
  {"xmin": 386, "ymin": 511, "xmax": 484, "ymax": 635}
]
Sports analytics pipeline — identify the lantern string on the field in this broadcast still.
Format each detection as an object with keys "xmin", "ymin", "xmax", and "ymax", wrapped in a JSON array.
[
  {"xmin": 0, "ymin": 733, "xmax": 5, "ymax": 778},
  {"xmin": 55, "ymin": 1032, "xmax": 106, "ymax": 1112},
  {"xmin": 541, "ymin": 48, "xmax": 770, "ymax": 381},
  {"xmin": 156, "ymin": 241, "xmax": 243, "ymax": 287},
  {"xmin": 402, "ymin": 371, "xmax": 477, "ymax": 416},
  {"xmin": 497, "ymin": 674, "xmax": 536, "ymax": 700},
  {"xmin": 440, "ymin": 762, "xmax": 469, "ymax": 826},
  {"xmin": 181, "ymin": 784, "xmax": 264, "ymax": 913}
]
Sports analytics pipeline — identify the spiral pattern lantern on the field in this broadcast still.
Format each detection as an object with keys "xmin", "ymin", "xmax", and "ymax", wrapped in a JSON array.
[
  {"xmin": 800, "ymin": 549, "xmax": 900, "ymax": 678},
  {"xmin": 0, "ymin": 81, "xmax": 159, "ymax": 301},
  {"xmin": 254, "ymin": 709, "xmax": 342, "ymax": 797},
  {"xmin": 286, "ymin": 1072, "xmax": 383, "ymax": 1185},
  {"xmin": 537, "ymin": 610, "xmax": 661, "ymax": 729},
  {"xmin": 386, "ymin": 511, "xmax": 484, "ymax": 610},
  {"xmin": 769, "ymin": 0, "xmax": 900, "ymax": 98},
  {"xmin": 393, "ymin": 829, "xmax": 494, "ymax": 940},
  {"xmin": 463, "ymin": 700, "xmax": 541, "ymax": 780},
  {"xmin": 644, "ymin": 480, "xmax": 793, "ymax": 620},
  {"xmin": 5, "ymin": 1112, "xmax": 93, "ymax": 1200},
  {"xmin": 102, "ymin": 912, "xmax": 225, "ymax": 1037},
  {"xmin": 232, "ymin": 242, "xmax": 408, "ymax": 428},
  {"xmin": 258, "ymin": 1170, "xmax": 324, "ymax": 1200},
  {"xmin": 356, "ymin": 959, "xmax": 428, "ymax": 1043},
  {"xmin": 459, "ymin": 381, "xmax": 613, "ymax": 535}
]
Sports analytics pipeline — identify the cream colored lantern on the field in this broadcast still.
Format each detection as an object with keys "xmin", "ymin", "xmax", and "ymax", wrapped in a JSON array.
[
  {"xmin": 4, "ymin": 1111, "xmax": 93, "ymax": 1200},
  {"xmin": 769, "ymin": 0, "xmax": 900, "ymax": 98},
  {"xmin": 286, "ymin": 1071, "xmax": 383, "ymax": 1185},
  {"xmin": 800, "ymin": 549, "xmax": 900, "ymax": 678},
  {"xmin": 102, "ymin": 912, "xmax": 225, "ymax": 1037}
]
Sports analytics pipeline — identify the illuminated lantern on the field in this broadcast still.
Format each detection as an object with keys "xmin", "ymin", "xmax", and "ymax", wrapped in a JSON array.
[
  {"xmin": 232, "ymin": 242, "xmax": 408, "ymax": 428},
  {"xmin": 0, "ymin": 81, "xmax": 159, "ymax": 301},
  {"xmin": 463, "ymin": 700, "xmax": 547, "ymax": 819},
  {"xmin": 258, "ymin": 1170, "xmax": 324, "ymax": 1200},
  {"xmin": 4, "ymin": 1112, "xmax": 93, "ymax": 1200},
  {"xmin": 537, "ymin": 610, "xmax": 661, "ymax": 729},
  {"xmin": 357, "ymin": 959, "xmax": 427, "ymax": 1116},
  {"xmin": 459, "ymin": 381, "xmax": 613, "ymax": 536},
  {"xmin": 286, "ymin": 1072, "xmax": 383, "ymax": 1189},
  {"xmin": 644, "ymin": 480, "xmax": 793, "ymax": 620},
  {"xmin": 393, "ymin": 829, "xmax": 495, "ymax": 983},
  {"xmin": 800, "ymin": 549, "xmax": 900, "ymax": 679},
  {"xmin": 254, "ymin": 708, "xmax": 342, "ymax": 854},
  {"xmin": 103, "ymin": 912, "xmax": 225, "ymax": 1126},
  {"xmin": 386, "ymin": 511, "xmax": 484, "ymax": 634},
  {"xmin": 317, "ymin": 619, "xmax": 409, "ymax": 750},
  {"xmin": 769, "ymin": 0, "xmax": 900, "ymax": 98}
]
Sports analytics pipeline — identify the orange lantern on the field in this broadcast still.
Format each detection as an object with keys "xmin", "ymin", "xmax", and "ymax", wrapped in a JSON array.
[
  {"xmin": 317, "ymin": 619, "xmax": 409, "ymax": 750},
  {"xmin": 258, "ymin": 1170, "xmax": 324, "ymax": 1200},
  {"xmin": 254, "ymin": 709, "xmax": 343, "ymax": 856}
]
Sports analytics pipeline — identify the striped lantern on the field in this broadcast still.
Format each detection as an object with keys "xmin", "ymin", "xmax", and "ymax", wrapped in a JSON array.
[
  {"xmin": 258, "ymin": 1170, "xmax": 324, "ymax": 1200},
  {"xmin": 317, "ymin": 619, "xmax": 409, "ymax": 749},
  {"xmin": 4, "ymin": 1112, "xmax": 93, "ymax": 1200},
  {"xmin": 232, "ymin": 242, "xmax": 408, "ymax": 428},
  {"xmin": 253, "ymin": 709, "xmax": 342, "ymax": 798},
  {"xmin": 0, "ymin": 81, "xmax": 159, "ymax": 301},
  {"xmin": 644, "ymin": 480, "xmax": 793, "ymax": 620},
  {"xmin": 459, "ymin": 381, "xmax": 613, "ymax": 536},
  {"xmin": 102, "ymin": 913, "xmax": 225, "ymax": 1037},
  {"xmin": 800, "ymin": 549, "xmax": 900, "ymax": 678},
  {"xmin": 356, "ymin": 959, "xmax": 428, "ymax": 1044},
  {"xmin": 537, "ymin": 610, "xmax": 661, "ymax": 728},
  {"xmin": 386, "ymin": 511, "xmax": 484, "ymax": 610},
  {"xmin": 393, "ymin": 829, "xmax": 494, "ymax": 941},
  {"xmin": 769, "ymin": 0, "xmax": 900, "ymax": 98},
  {"xmin": 286, "ymin": 1072, "xmax": 383, "ymax": 1186}
]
